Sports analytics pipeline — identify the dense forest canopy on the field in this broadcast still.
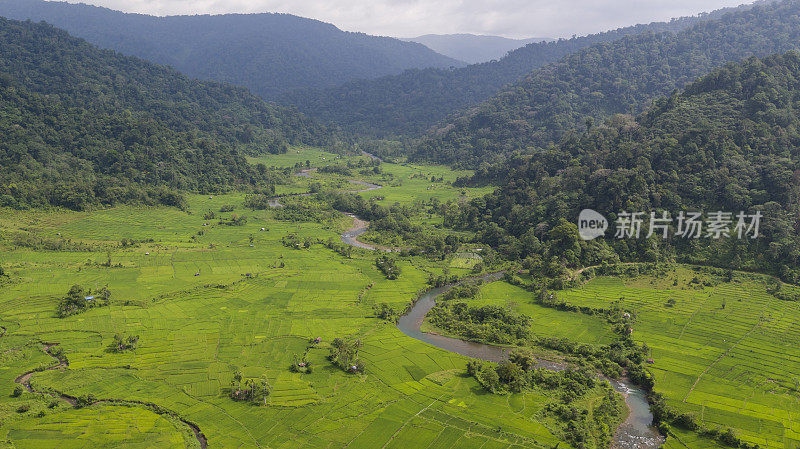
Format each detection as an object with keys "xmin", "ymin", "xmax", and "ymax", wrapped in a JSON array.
[
  {"xmin": 0, "ymin": 0, "xmax": 464, "ymax": 98},
  {"xmin": 413, "ymin": 0, "xmax": 800, "ymax": 167},
  {"xmin": 447, "ymin": 51, "xmax": 800, "ymax": 282},
  {"xmin": 0, "ymin": 17, "xmax": 335, "ymax": 210},
  {"xmin": 280, "ymin": 1, "xmax": 759, "ymax": 138}
]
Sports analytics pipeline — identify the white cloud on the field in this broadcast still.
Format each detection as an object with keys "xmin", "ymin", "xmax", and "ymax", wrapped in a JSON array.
[{"xmin": 65, "ymin": 0, "xmax": 752, "ymax": 38}]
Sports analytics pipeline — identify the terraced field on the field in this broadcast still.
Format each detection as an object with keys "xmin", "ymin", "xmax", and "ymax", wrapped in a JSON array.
[
  {"xmin": 0, "ymin": 183, "xmax": 566, "ymax": 448},
  {"xmin": 559, "ymin": 267, "xmax": 800, "ymax": 449}
]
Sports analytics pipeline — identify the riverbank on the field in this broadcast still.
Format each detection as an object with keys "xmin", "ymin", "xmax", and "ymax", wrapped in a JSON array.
[{"xmin": 390, "ymin": 273, "xmax": 664, "ymax": 449}]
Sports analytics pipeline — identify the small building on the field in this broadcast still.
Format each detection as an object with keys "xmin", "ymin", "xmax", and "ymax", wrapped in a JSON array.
[
  {"xmin": 314, "ymin": 337, "xmax": 322, "ymax": 343},
  {"xmin": 646, "ymin": 359, "xmax": 655, "ymax": 364},
  {"xmin": 84, "ymin": 296, "xmax": 94, "ymax": 301}
]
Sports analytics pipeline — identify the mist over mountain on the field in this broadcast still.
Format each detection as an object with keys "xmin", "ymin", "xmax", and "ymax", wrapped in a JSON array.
[{"xmin": 401, "ymin": 34, "xmax": 553, "ymax": 64}]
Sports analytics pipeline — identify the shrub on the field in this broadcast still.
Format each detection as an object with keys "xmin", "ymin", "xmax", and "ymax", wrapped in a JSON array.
[{"xmin": 375, "ymin": 255, "xmax": 401, "ymax": 280}]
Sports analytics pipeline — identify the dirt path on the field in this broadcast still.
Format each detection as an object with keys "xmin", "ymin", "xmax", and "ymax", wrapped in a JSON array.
[{"xmin": 15, "ymin": 343, "xmax": 208, "ymax": 448}]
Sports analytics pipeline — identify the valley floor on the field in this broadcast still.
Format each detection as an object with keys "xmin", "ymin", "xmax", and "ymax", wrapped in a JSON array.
[{"xmin": 0, "ymin": 150, "xmax": 796, "ymax": 449}]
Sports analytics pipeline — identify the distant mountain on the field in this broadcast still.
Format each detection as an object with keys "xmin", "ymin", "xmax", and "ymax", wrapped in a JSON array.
[
  {"xmin": 401, "ymin": 34, "xmax": 552, "ymax": 64},
  {"xmin": 281, "ymin": 1, "xmax": 761, "ymax": 139},
  {"xmin": 0, "ymin": 0, "xmax": 465, "ymax": 98},
  {"xmin": 0, "ymin": 17, "xmax": 334, "ymax": 210},
  {"xmin": 413, "ymin": 0, "xmax": 799, "ymax": 167}
]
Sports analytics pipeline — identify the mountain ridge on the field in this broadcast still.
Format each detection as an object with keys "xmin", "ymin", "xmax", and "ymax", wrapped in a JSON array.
[
  {"xmin": 0, "ymin": 16, "xmax": 335, "ymax": 210},
  {"xmin": 0, "ymin": 0, "xmax": 465, "ymax": 98},
  {"xmin": 281, "ymin": 1, "xmax": 763, "ymax": 139}
]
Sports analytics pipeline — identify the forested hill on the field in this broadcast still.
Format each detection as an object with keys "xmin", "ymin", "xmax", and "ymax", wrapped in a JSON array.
[
  {"xmin": 280, "ymin": 2, "xmax": 759, "ymax": 138},
  {"xmin": 0, "ymin": 0, "xmax": 464, "ymax": 98},
  {"xmin": 413, "ymin": 0, "xmax": 800, "ymax": 167},
  {"xmin": 0, "ymin": 17, "xmax": 332, "ymax": 210},
  {"xmin": 448, "ymin": 51, "xmax": 800, "ymax": 282}
]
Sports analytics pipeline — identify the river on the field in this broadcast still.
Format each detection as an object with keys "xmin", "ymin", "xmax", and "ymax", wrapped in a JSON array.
[
  {"xmin": 391, "ymin": 273, "xmax": 665, "ymax": 449},
  {"xmin": 279, "ymin": 159, "xmax": 663, "ymax": 448}
]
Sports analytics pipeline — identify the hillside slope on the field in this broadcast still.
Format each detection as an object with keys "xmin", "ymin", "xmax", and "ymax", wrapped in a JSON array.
[
  {"xmin": 281, "ymin": 2, "xmax": 758, "ymax": 138},
  {"xmin": 449, "ymin": 51, "xmax": 800, "ymax": 281},
  {"xmin": 415, "ymin": 0, "xmax": 800, "ymax": 167},
  {"xmin": 0, "ymin": 0, "xmax": 464, "ymax": 98},
  {"xmin": 0, "ymin": 17, "xmax": 332, "ymax": 210}
]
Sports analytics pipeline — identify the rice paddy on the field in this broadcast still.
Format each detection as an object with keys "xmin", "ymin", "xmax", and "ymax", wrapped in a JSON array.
[
  {"xmin": 0, "ymin": 174, "xmax": 560, "ymax": 448},
  {"xmin": 2, "ymin": 149, "xmax": 793, "ymax": 448},
  {"xmin": 559, "ymin": 266, "xmax": 800, "ymax": 448}
]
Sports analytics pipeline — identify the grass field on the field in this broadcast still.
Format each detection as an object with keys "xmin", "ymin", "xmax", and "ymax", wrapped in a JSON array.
[
  {"xmin": 0, "ymin": 189, "xmax": 571, "ymax": 448},
  {"xmin": 557, "ymin": 266, "xmax": 800, "ymax": 448}
]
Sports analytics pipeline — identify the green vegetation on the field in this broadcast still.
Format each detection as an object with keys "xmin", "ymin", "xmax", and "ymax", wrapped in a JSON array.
[
  {"xmin": 466, "ymin": 357, "xmax": 624, "ymax": 448},
  {"xmin": 5, "ymin": 3, "xmax": 800, "ymax": 447},
  {"xmin": 281, "ymin": 2, "xmax": 751, "ymax": 139},
  {"xmin": 375, "ymin": 255, "xmax": 401, "ymax": 279},
  {"xmin": 429, "ymin": 303, "xmax": 531, "ymax": 344},
  {"xmin": 56, "ymin": 285, "xmax": 110, "ymax": 318},
  {"xmin": 0, "ymin": 0, "xmax": 462, "ymax": 99},
  {"xmin": 445, "ymin": 51, "xmax": 800, "ymax": 283},
  {"xmin": 228, "ymin": 371, "xmax": 271, "ymax": 405},
  {"xmin": 0, "ymin": 186, "xmax": 578, "ymax": 448},
  {"xmin": 554, "ymin": 265, "xmax": 800, "ymax": 448},
  {"xmin": 107, "ymin": 334, "xmax": 139, "ymax": 353},
  {"xmin": 415, "ymin": 1, "xmax": 800, "ymax": 166},
  {"xmin": 0, "ymin": 17, "xmax": 337, "ymax": 210}
]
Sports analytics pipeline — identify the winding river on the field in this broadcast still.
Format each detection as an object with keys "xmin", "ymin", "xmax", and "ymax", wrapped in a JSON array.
[
  {"xmin": 393, "ymin": 274, "xmax": 664, "ymax": 449},
  {"xmin": 281, "ymin": 159, "xmax": 663, "ymax": 447}
]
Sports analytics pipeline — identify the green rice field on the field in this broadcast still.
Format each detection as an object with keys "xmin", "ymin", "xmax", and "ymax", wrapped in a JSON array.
[
  {"xmin": 0, "ymin": 181, "xmax": 564, "ymax": 448},
  {"xmin": 558, "ymin": 266, "xmax": 800, "ymax": 449}
]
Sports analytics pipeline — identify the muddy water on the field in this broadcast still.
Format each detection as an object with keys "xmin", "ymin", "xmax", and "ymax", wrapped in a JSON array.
[{"xmin": 393, "ymin": 274, "xmax": 665, "ymax": 449}]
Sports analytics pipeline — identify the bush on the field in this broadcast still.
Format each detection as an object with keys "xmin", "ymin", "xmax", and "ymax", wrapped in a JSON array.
[
  {"xmin": 57, "ymin": 285, "xmax": 110, "ymax": 318},
  {"xmin": 74, "ymin": 393, "xmax": 97, "ymax": 408},
  {"xmin": 372, "ymin": 303, "xmax": 395, "ymax": 320},
  {"xmin": 107, "ymin": 334, "xmax": 139, "ymax": 353},
  {"xmin": 229, "ymin": 371, "xmax": 271, "ymax": 404},
  {"xmin": 11, "ymin": 385, "xmax": 22, "ymax": 397},
  {"xmin": 375, "ymin": 255, "xmax": 401, "ymax": 280}
]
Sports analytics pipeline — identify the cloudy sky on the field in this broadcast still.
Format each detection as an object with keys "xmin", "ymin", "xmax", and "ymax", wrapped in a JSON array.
[{"xmin": 64, "ymin": 0, "xmax": 752, "ymax": 38}]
